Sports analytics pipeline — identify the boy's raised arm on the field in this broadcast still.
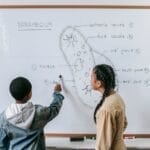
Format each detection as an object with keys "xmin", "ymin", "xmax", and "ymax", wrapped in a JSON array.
[{"xmin": 32, "ymin": 84, "xmax": 64, "ymax": 129}]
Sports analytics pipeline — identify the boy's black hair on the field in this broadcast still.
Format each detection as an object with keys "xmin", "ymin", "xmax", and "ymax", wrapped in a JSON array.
[{"xmin": 9, "ymin": 77, "xmax": 32, "ymax": 101}]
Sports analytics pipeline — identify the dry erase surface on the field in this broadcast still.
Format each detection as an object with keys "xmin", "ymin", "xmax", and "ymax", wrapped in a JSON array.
[{"xmin": 0, "ymin": 8, "xmax": 150, "ymax": 134}]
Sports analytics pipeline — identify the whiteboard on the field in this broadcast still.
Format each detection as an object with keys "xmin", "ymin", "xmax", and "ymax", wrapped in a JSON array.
[{"xmin": 0, "ymin": 8, "xmax": 150, "ymax": 134}]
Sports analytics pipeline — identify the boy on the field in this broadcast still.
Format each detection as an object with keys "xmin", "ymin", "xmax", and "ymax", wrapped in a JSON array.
[{"xmin": 0, "ymin": 76, "xmax": 64, "ymax": 150}]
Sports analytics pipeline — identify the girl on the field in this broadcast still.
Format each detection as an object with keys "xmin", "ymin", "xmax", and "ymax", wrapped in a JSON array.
[{"xmin": 91, "ymin": 64, "xmax": 128, "ymax": 150}]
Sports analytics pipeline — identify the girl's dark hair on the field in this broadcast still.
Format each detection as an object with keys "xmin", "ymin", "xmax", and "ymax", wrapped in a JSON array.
[
  {"xmin": 93, "ymin": 64, "xmax": 116, "ymax": 123},
  {"xmin": 9, "ymin": 77, "xmax": 32, "ymax": 101}
]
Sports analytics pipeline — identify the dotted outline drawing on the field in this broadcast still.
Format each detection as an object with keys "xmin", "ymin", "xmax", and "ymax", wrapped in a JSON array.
[{"xmin": 59, "ymin": 26, "xmax": 118, "ymax": 109}]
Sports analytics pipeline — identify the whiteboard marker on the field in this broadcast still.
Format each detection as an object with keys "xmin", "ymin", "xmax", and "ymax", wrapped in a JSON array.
[
  {"xmin": 59, "ymin": 74, "xmax": 63, "ymax": 84},
  {"xmin": 59, "ymin": 74, "xmax": 68, "ymax": 93},
  {"xmin": 59, "ymin": 74, "xmax": 62, "ymax": 79}
]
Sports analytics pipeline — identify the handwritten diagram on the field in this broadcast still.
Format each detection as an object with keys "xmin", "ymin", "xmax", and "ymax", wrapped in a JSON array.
[{"xmin": 59, "ymin": 26, "xmax": 115, "ymax": 108}]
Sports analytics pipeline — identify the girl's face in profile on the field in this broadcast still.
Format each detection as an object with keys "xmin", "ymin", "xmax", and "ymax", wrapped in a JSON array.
[{"xmin": 91, "ymin": 70, "xmax": 101, "ymax": 91}]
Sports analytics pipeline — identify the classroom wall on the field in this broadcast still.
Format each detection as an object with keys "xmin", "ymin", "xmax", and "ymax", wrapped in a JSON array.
[
  {"xmin": 0, "ymin": 0, "xmax": 150, "ymax": 149},
  {"xmin": 0, "ymin": 0, "xmax": 150, "ymax": 5}
]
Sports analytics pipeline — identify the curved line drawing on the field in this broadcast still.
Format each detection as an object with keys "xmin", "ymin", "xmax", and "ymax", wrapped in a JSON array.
[{"xmin": 59, "ymin": 26, "xmax": 118, "ymax": 109}]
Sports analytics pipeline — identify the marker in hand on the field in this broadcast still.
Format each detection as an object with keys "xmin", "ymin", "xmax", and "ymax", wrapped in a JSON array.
[
  {"xmin": 59, "ymin": 75, "xmax": 62, "ymax": 79},
  {"xmin": 59, "ymin": 74, "xmax": 63, "ymax": 84},
  {"xmin": 54, "ymin": 75, "xmax": 63, "ymax": 92},
  {"xmin": 58, "ymin": 74, "xmax": 67, "ymax": 93}
]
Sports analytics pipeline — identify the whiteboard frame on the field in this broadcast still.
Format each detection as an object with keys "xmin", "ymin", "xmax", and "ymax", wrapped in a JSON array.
[
  {"xmin": 45, "ymin": 133, "xmax": 150, "ymax": 139},
  {"xmin": 0, "ymin": 4, "xmax": 149, "ymax": 9},
  {"xmin": 0, "ymin": 4, "xmax": 150, "ymax": 138}
]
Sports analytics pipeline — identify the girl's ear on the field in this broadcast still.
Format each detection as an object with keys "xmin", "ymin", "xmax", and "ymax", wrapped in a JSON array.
[{"xmin": 97, "ymin": 80, "xmax": 102, "ymax": 88}]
